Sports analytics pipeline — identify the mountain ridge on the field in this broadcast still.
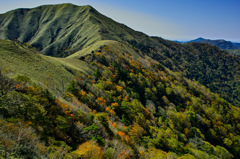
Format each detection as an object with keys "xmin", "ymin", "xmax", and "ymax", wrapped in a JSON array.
[
  {"xmin": 0, "ymin": 3, "xmax": 103, "ymax": 56},
  {"xmin": 0, "ymin": 3, "xmax": 170, "ymax": 57}
]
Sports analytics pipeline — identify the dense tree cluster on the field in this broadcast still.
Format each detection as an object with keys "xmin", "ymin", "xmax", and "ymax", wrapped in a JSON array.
[{"xmin": 129, "ymin": 39, "xmax": 240, "ymax": 106}]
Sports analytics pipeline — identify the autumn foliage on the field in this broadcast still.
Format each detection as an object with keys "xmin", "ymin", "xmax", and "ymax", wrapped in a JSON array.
[{"xmin": 73, "ymin": 141, "xmax": 104, "ymax": 158}]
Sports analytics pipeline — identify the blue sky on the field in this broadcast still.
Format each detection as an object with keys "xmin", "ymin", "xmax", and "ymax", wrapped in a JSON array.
[{"xmin": 0, "ymin": 0, "xmax": 239, "ymax": 41}]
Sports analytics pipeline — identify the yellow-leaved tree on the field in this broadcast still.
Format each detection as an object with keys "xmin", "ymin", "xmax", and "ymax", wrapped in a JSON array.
[{"xmin": 72, "ymin": 141, "xmax": 104, "ymax": 159}]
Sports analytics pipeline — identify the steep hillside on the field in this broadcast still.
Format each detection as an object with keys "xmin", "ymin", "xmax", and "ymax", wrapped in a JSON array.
[
  {"xmin": 0, "ymin": 3, "xmax": 151, "ymax": 57},
  {"xmin": 0, "ymin": 39, "xmax": 90, "ymax": 95},
  {"xmin": 0, "ymin": 4, "xmax": 103, "ymax": 57},
  {"xmin": 67, "ymin": 40, "xmax": 143, "ymax": 59},
  {"xmin": 1, "ymin": 41, "xmax": 240, "ymax": 158},
  {"xmin": 131, "ymin": 37, "xmax": 240, "ymax": 106},
  {"xmin": 0, "ymin": 3, "xmax": 165, "ymax": 57}
]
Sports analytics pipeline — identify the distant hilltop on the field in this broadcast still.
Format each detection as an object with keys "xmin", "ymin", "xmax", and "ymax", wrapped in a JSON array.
[
  {"xmin": 174, "ymin": 37, "xmax": 240, "ymax": 55},
  {"xmin": 188, "ymin": 37, "xmax": 240, "ymax": 50}
]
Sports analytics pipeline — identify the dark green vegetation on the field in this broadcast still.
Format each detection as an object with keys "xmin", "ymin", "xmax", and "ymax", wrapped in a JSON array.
[
  {"xmin": 0, "ymin": 3, "xmax": 240, "ymax": 159},
  {"xmin": 129, "ymin": 39, "xmax": 240, "ymax": 106},
  {"xmin": 0, "ymin": 3, "xmax": 239, "ymax": 106}
]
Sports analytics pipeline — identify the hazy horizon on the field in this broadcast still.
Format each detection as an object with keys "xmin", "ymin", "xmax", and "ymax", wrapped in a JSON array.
[{"xmin": 0, "ymin": 0, "xmax": 239, "ymax": 42}]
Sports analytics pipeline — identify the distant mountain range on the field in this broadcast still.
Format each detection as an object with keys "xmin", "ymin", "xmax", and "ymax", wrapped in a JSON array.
[
  {"xmin": 183, "ymin": 38, "xmax": 240, "ymax": 55},
  {"xmin": 190, "ymin": 37, "xmax": 240, "ymax": 49}
]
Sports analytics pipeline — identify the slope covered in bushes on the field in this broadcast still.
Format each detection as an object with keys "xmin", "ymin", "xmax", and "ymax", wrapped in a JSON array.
[{"xmin": 1, "ymin": 43, "xmax": 240, "ymax": 158}]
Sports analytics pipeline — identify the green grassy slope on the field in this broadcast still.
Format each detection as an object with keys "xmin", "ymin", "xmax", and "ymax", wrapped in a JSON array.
[
  {"xmin": 48, "ymin": 57, "xmax": 93, "ymax": 74},
  {"xmin": 0, "ymin": 39, "xmax": 77, "ymax": 94},
  {"xmin": 0, "ymin": 3, "xmax": 161, "ymax": 57},
  {"xmin": 0, "ymin": 39, "xmax": 139, "ymax": 94},
  {"xmin": 67, "ymin": 40, "xmax": 143, "ymax": 59},
  {"xmin": 0, "ymin": 4, "xmax": 102, "ymax": 57}
]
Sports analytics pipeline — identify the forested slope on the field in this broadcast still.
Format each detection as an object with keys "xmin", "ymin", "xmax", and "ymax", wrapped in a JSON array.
[{"xmin": 1, "ymin": 41, "xmax": 240, "ymax": 158}]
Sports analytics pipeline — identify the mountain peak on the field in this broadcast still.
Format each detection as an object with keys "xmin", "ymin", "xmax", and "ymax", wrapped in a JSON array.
[
  {"xmin": 0, "ymin": 3, "xmax": 103, "ymax": 56},
  {"xmin": 196, "ymin": 37, "xmax": 205, "ymax": 40},
  {"xmin": 37, "ymin": 3, "xmax": 91, "ymax": 8},
  {"xmin": 0, "ymin": 3, "xmax": 147, "ymax": 57},
  {"xmin": 193, "ymin": 37, "xmax": 206, "ymax": 42}
]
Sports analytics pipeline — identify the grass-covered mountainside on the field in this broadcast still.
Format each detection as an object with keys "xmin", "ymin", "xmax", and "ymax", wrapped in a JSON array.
[
  {"xmin": 0, "ymin": 4, "xmax": 102, "ymax": 57},
  {"xmin": 0, "ymin": 39, "xmax": 76, "ymax": 95},
  {"xmin": 0, "ymin": 3, "xmax": 148, "ymax": 57},
  {"xmin": 0, "ymin": 3, "xmax": 239, "ymax": 106},
  {"xmin": 1, "ymin": 39, "xmax": 240, "ymax": 158}
]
